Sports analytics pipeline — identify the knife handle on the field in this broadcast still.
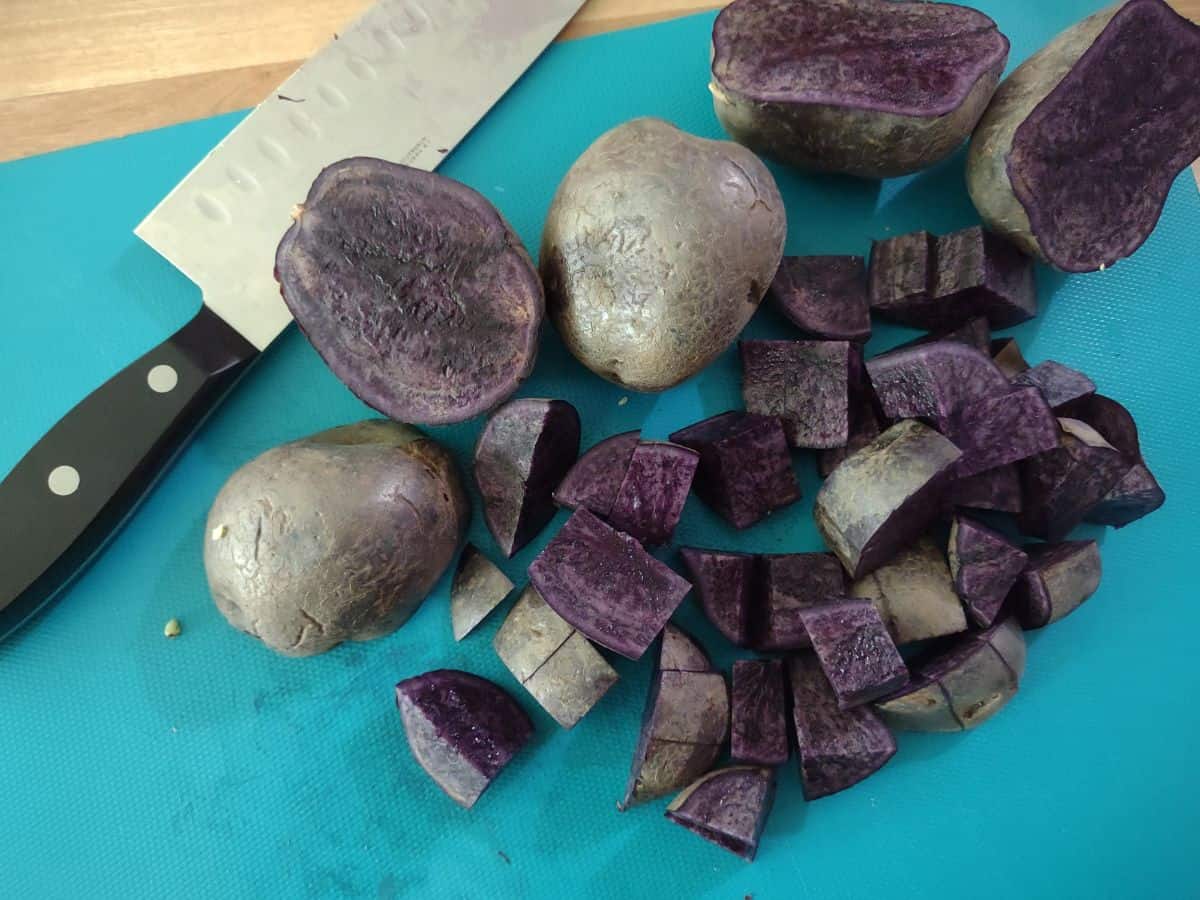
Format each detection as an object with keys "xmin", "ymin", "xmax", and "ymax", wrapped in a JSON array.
[{"xmin": 0, "ymin": 305, "xmax": 259, "ymax": 639}]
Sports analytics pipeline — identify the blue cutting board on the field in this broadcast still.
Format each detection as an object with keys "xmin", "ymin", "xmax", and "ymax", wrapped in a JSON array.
[{"xmin": 2, "ymin": 4, "xmax": 1198, "ymax": 898}]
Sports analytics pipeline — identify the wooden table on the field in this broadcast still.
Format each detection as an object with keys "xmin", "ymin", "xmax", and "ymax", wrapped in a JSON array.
[{"xmin": 1, "ymin": 0, "xmax": 1197, "ymax": 166}]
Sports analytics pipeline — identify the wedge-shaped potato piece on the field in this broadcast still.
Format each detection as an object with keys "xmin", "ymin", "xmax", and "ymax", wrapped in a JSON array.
[
  {"xmin": 799, "ymin": 600, "xmax": 908, "ymax": 709},
  {"xmin": 851, "ymin": 537, "xmax": 967, "ymax": 644},
  {"xmin": 753, "ymin": 552, "xmax": 846, "ymax": 650},
  {"xmin": 769, "ymin": 255, "xmax": 871, "ymax": 342},
  {"xmin": 552, "ymin": 430, "xmax": 641, "ymax": 517},
  {"xmin": 948, "ymin": 516, "xmax": 1028, "ymax": 628},
  {"xmin": 608, "ymin": 442, "xmax": 699, "ymax": 546},
  {"xmin": 450, "ymin": 545, "xmax": 514, "ymax": 640},
  {"xmin": 731, "ymin": 659, "xmax": 789, "ymax": 766},
  {"xmin": 741, "ymin": 339, "xmax": 851, "ymax": 449},
  {"xmin": 679, "ymin": 547, "xmax": 755, "ymax": 647},
  {"xmin": 1012, "ymin": 540, "xmax": 1102, "ymax": 629},
  {"xmin": 666, "ymin": 767, "xmax": 776, "ymax": 861}
]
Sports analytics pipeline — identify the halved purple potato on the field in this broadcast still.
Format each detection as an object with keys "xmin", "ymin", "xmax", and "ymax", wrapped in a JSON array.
[
  {"xmin": 665, "ymin": 767, "xmax": 776, "ymax": 861},
  {"xmin": 395, "ymin": 669, "xmax": 533, "ymax": 808},
  {"xmin": 1013, "ymin": 361, "xmax": 1097, "ymax": 410},
  {"xmin": 710, "ymin": 0, "xmax": 1009, "ymax": 178},
  {"xmin": 815, "ymin": 419, "xmax": 962, "ymax": 579},
  {"xmin": 1012, "ymin": 540, "xmax": 1102, "ymax": 629},
  {"xmin": 945, "ymin": 464, "xmax": 1023, "ymax": 514},
  {"xmin": 475, "ymin": 399, "xmax": 581, "ymax": 557},
  {"xmin": 968, "ymin": 0, "xmax": 1200, "ymax": 271},
  {"xmin": 741, "ymin": 339, "xmax": 851, "ymax": 449},
  {"xmin": 752, "ymin": 552, "xmax": 846, "ymax": 650},
  {"xmin": 670, "ymin": 412, "xmax": 800, "ymax": 529},
  {"xmin": 869, "ymin": 231, "xmax": 935, "ymax": 320},
  {"xmin": 788, "ymin": 654, "xmax": 896, "ymax": 800},
  {"xmin": 679, "ymin": 547, "xmax": 755, "ymax": 647},
  {"xmin": 875, "ymin": 618, "xmax": 1025, "ymax": 731},
  {"xmin": 608, "ymin": 442, "xmax": 699, "ymax": 546},
  {"xmin": 850, "ymin": 537, "xmax": 967, "ymax": 645},
  {"xmin": 553, "ymin": 430, "xmax": 641, "ymax": 517},
  {"xmin": 799, "ymin": 600, "xmax": 908, "ymax": 709},
  {"xmin": 493, "ymin": 584, "xmax": 618, "ymax": 729},
  {"xmin": 622, "ymin": 626, "xmax": 729, "ymax": 808},
  {"xmin": 275, "ymin": 158, "xmax": 543, "ymax": 425},
  {"xmin": 1018, "ymin": 418, "xmax": 1129, "ymax": 540},
  {"xmin": 991, "ymin": 337, "xmax": 1030, "ymax": 378},
  {"xmin": 948, "ymin": 516, "xmax": 1028, "ymax": 628},
  {"xmin": 768, "ymin": 255, "xmax": 871, "ymax": 342},
  {"xmin": 949, "ymin": 386, "xmax": 1060, "ymax": 478},
  {"xmin": 450, "ymin": 545, "xmax": 514, "ymax": 641},
  {"xmin": 731, "ymin": 659, "xmax": 789, "ymax": 766},
  {"xmin": 897, "ymin": 316, "xmax": 992, "ymax": 356},
  {"xmin": 866, "ymin": 341, "xmax": 1012, "ymax": 431},
  {"xmin": 528, "ymin": 509, "xmax": 692, "ymax": 660}
]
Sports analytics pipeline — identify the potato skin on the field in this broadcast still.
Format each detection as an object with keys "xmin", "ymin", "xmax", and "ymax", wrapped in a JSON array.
[
  {"xmin": 204, "ymin": 421, "xmax": 469, "ymax": 656},
  {"xmin": 540, "ymin": 117, "xmax": 785, "ymax": 392}
]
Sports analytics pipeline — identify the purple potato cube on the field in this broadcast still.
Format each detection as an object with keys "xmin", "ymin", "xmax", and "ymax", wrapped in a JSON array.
[
  {"xmin": 679, "ymin": 547, "xmax": 755, "ymax": 647},
  {"xmin": 928, "ymin": 226, "xmax": 1037, "ymax": 329},
  {"xmin": 991, "ymin": 337, "xmax": 1030, "ymax": 378},
  {"xmin": 769, "ymin": 255, "xmax": 871, "ymax": 342},
  {"xmin": 752, "ymin": 552, "xmax": 846, "ymax": 650},
  {"xmin": 731, "ymin": 660, "xmax": 789, "ymax": 766},
  {"xmin": 788, "ymin": 655, "xmax": 896, "ymax": 799},
  {"xmin": 949, "ymin": 385, "xmax": 1060, "ymax": 477},
  {"xmin": 553, "ymin": 430, "xmax": 641, "ymax": 517},
  {"xmin": 897, "ymin": 315, "xmax": 992, "ymax": 355},
  {"xmin": 850, "ymin": 537, "xmax": 967, "ymax": 644},
  {"xmin": 817, "ymin": 344, "xmax": 883, "ymax": 477},
  {"xmin": 948, "ymin": 515, "xmax": 1029, "ymax": 627},
  {"xmin": 1012, "ymin": 540, "xmax": 1102, "ymax": 629},
  {"xmin": 869, "ymin": 230, "xmax": 935, "ymax": 317},
  {"xmin": 741, "ymin": 339, "xmax": 851, "ymax": 449},
  {"xmin": 799, "ymin": 600, "xmax": 909, "ymax": 709},
  {"xmin": 608, "ymin": 442, "xmax": 699, "ymax": 546},
  {"xmin": 1013, "ymin": 360, "xmax": 1097, "ymax": 410},
  {"xmin": 528, "ymin": 509, "xmax": 692, "ymax": 660},
  {"xmin": 944, "ymin": 464, "xmax": 1023, "ymax": 514},
  {"xmin": 665, "ymin": 767, "xmax": 776, "ymax": 861},
  {"xmin": 670, "ymin": 412, "xmax": 800, "ymax": 529}
]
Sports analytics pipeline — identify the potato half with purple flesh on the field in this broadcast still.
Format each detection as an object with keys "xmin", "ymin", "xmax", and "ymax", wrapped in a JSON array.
[
  {"xmin": 944, "ymin": 464, "xmax": 1023, "ymax": 514},
  {"xmin": 968, "ymin": 0, "xmax": 1200, "ymax": 273},
  {"xmin": 949, "ymin": 516, "xmax": 1028, "ymax": 628},
  {"xmin": 552, "ymin": 430, "xmax": 641, "ymax": 518},
  {"xmin": 450, "ymin": 545, "xmax": 514, "ymax": 641},
  {"xmin": 752, "ymin": 552, "xmax": 846, "ymax": 651},
  {"xmin": 851, "ymin": 537, "xmax": 968, "ymax": 645},
  {"xmin": 949, "ymin": 386, "xmax": 1060, "ymax": 478},
  {"xmin": 741, "ymin": 339, "xmax": 851, "ymax": 449},
  {"xmin": 529, "ymin": 509, "xmax": 692, "ymax": 660},
  {"xmin": 622, "ymin": 626, "xmax": 729, "ymax": 808},
  {"xmin": 1013, "ymin": 361, "xmax": 1097, "ymax": 410},
  {"xmin": 666, "ymin": 767, "xmax": 776, "ymax": 861},
  {"xmin": 769, "ymin": 256, "xmax": 871, "ymax": 342},
  {"xmin": 679, "ymin": 547, "xmax": 755, "ymax": 647},
  {"xmin": 799, "ymin": 600, "xmax": 908, "ymax": 709},
  {"xmin": 608, "ymin": 442, "xmax": 699, "ymax": 546},
  {"xmin": 710, "ymin": 0, "xmax": 1009, "ymax": 178},
  {"xmin": 1012, "ymin": 540, "xmax": 1102, "ymax": 629},
  {"xmin": 815, "ymin": 419, "xmax": 962, "ymax": 579},
  {"xmin": 731, "ymin": 660, "xmax": 789, "ymax": 766},
  {"xmin": 395, "ymin": 670, "xmax": 533, "ymax": 809},
  {"xmin": 275, "ymin": 158, "xmax": 543, "ymax": 425}
]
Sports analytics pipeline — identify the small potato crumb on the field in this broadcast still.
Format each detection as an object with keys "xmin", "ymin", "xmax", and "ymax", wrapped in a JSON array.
[
  {"xmin": 618, "ymin": 396, "xmax": 629, "ymax": 406},
  {"xmin": 210, "ymin": 525, "xmax": 227, "ymax": 541},
  {"xmin": 164, "ymin": 618, "xmax": 182, "ymax": 639}
]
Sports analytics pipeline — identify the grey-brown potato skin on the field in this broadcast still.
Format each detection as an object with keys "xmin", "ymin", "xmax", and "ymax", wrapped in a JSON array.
[
  {"xmin": 540, "ymin": 117, "xmax": 786, "ymax": 392},
  {"xmin": 851, "ymin": 536, "xmax": 968, "ymax": 645},
  {"xmin": 204, "ymin": 421, "xmax": 469, "ymax": 656}
]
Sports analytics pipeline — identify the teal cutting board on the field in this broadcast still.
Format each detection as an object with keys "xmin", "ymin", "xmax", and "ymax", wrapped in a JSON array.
[{"xmin": 2, "ymin": 4, "xmax": 1198, "ymax": 898}]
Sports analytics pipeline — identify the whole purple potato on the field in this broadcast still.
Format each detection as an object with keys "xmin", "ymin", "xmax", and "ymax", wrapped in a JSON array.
[
  {"xmin": 204, "ymin": 421, "xmax": 469, "ymax": 656},
  {"xmin": 541, "ymin": 118, "xmax": 786, "ymax": 392}
]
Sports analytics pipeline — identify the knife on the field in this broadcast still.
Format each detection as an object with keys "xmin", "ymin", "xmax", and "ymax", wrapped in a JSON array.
[{"xmin": 0, "ymin": 0, "xmax": 586, "ymax": 642}]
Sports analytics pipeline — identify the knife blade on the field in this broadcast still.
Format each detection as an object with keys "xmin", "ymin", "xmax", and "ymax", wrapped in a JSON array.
[{"xmin": 0, "ymin": 0, "xmax": 586, "ymax": 642}]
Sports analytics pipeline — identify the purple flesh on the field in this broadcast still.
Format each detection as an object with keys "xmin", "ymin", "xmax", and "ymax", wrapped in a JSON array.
[
  {"xmin": 670, "ymin": 412, "xmax": 800, "ymax": 529},
  {"xmin": 850, "ymin": 537, "xmax": 968, "ymax": 645},
  {"xmin": 897, "ymin": 316, "xmax": 992, "ymax": 355},
  {"xmin": 769, "ymin": 255, "xmax": 871, "ymax": 342},
  {"xmin": 1012, "ymin": 540, "xmax": 1101, "ymax": 629},
  {"xmin": 608, "ymin": 442, "xmax": 699, "ymax": 546},
  {"xmin": 1013, "ymin": 360, "xmax": 1097, "ymax": 410},
  {"xmin": 529, "ymin": 509, "xmax": 692, "ymax": 660},
  {"xmin": 799, "ymin": 599, "xmax": 908, "ymax": 709},
  {"xmin": 395, "ymin": 669, "xmax": 533, "ymax": 809},
  {"xmin": 949, "ymin": 385, "xmax": 1060, "ymax": 478},
  {"xmin": 731, "ymin": 660, "xmax": 789, "ymax": 766},
  {"xmin": 553, "ymin": 430, "xmax": 641, "ymax": 517},
  {"xmin": 816, "ymin": 369, "xmax": 883, "ymax": 478},
  {"xmin": 948, "ymin": 515, "xmax": 1028, "ymax": 627},
  {"xmin": 991, "ymin": 337, "xmax": 1030, "ymax": 378},
  {"xmin": 741, "ymin": 339, "xmax": 851, "ymax": 449},
  {"xmin": 275, "ymin": 158, "xmax": 543, "ymax": 425},
  {"xmin": 679, "ymin": 547, "xmax": 755, "ymax": 647},
  {"xmin": 869, "ymin": 231, "xmax": 935, "ymax": 319},
  {"xmin": 927, "ymin": 227, "xmax": 1037, "ymax": 329},
  {"xmin": 665, "ymin": 766, "xmax": 776, "ymax": 861},
  {"xmin": 752, "ymin": 552, "xmax": 847, "ymax": 650},
  {"xmin": 474, "ymin": 399, "xmax": 581, "ymax": 557},
  {"xmin": 1058, "ymin": 394, "xmax": 1141, "ymax": 458},
  {"xmin": 788, "ymin": 654, "xmax": 896, "ymax": 800},
  {"xmin": 944, "ymin": 464, "xmax": 1023, "ymax": 514}
]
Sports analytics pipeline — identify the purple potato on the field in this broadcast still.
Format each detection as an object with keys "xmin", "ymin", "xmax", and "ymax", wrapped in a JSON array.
[
  {"xmin": 1013, "ymin": 361, "xmax": 1097, "ymax": 410},
  {"xmin": 553, "ymin": 430, "xmax": 641, "ymax": 517},
  {"xmin": 944, "ymin": 464, "xmax": 1023, "ymax": 514},
  {"xmin": 493, "ymin": 585, "xmax": 618, "ymax": 729},
  {"xmin": 949, "ymin": 385, "xmax": 1060, "ymax": 478},
  {"xmin": 875, "ymin": 618, "xmax": 1025, "ymax": 731},
  {"xmin": 710, "ymin": 0, "xmax": 1009, "ymax": 178},
  {"xmin": 768, "ymin": 255, "xmax": 871, "ymax": 342},
  {"xmin": 1012, "ymin": 540, "xmax": 1102, "ymax": 629},
  {"xmin": 869, "ymin": 231, "xmax": 935, "ymax": 320},
  {"xmin": 991, "ymin": 337, "xmax": 1030, "ymax": 378},
  {"xmin": 731, "ymin": 659, "xmax": 789, "ymax": 766},
  {"xmin": 670, "ymin": 412, "xmax": 800, "ymax": 529},
  {"xmin": 927, "ymin": 226, "xmax": 1037, "ymax": 329},
  {"xmin": 788, "ymin": 654, "xmax": 896, "ymax": 800},
  {"xmin": 450, "ymin": 545, "xmax": 514, "ymax": 641},
  {"xmin": 475, "ymin": 399, "xmax": 581, "ymax": 557},
  {"xmin": 752, "ymin": 552, "xmax": 847, "ymax": 650},
  {"xmin": 665, "ymin": 767, "xmax": 776, "ymax": 861},
  {"xmin": 816, "ymin": 376, "xmax": 883, "ymax": 478},
  {"xmin": 395, "ymin": 669, "xmax": 533, "ymax": 808},
  {"xmin": 850, "ymin": 537, "xmax": 968, "ymax": 645},
  {"xmin": 1058, "ymin": 394, "xmax": 1141, "ymax": 458},
  {"xmin": 948, "ymin": 516, "xmax": 1029, "ymax": 628},
  {"xmin": 528, "ymin": 509, "xmax": 692, "ymax": 660},
  {"xmin": 799, "ymin": 599, "xmax": 908, "ymax": 709},
  {"xmin": 679, "ymin": 547, "xmax": 755, "ymax": 647},
  {"xmin": 622, "ymin": 626, "xmax": 729, "ymax": 808},
  {"xmin": 897, "ymin": 316, "xmax": 992, "ymax": 355},
  {"xmin": 275, "ymin": 158, "xmax": 543, "ymax": 425},
  {"xmin": 815, "ymin": 419, "xmax": 962, "ymax": 579},
  {"xmin": 608, "ymin": 442, "xmax": 699, "ymax": 546},
  {"xmin": 741, "ymin": 339, "xmax": 851, "ymax": 449},
  {"xmin": 968, "ymin": 0, "xmax": 1200, "ymax": 272},
  {"xmin": 1018, "ymin": 418, "xmax": 1129, "ymax": 540}
]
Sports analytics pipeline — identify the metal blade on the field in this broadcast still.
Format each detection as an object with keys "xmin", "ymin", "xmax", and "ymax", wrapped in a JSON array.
[{"xmin": 135, "ymin": 0, "xmax": 584, "ymax": 350}]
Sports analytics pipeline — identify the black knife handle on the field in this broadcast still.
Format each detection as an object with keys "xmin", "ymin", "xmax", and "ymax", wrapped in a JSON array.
[{"xmin": 0, "ymin": 305, "xmax": 259, "ymax": 640}]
